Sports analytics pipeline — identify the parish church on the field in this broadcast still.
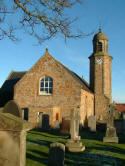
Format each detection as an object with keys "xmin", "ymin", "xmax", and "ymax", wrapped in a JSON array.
[{"xmin": 0, "ymin": 29, "xmax": 113, "ymax": 128}]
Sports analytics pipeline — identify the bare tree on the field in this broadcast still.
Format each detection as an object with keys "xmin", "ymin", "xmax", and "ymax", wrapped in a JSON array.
[{"xmin": 0, "ymin": 0, "xmax": 84, "ymax": 43}]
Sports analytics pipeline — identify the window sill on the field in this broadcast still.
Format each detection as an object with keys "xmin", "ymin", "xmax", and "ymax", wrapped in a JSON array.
[{"xmin": 39, "ymin": 93, "xmax": 52, "ymax": 96}]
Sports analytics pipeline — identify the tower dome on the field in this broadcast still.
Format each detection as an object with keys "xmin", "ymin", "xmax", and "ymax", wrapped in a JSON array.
[
  {"xmin": 93, "ymin": 28, "xmax": 108, "ymax": 41},
  {"xmin": 93, "ymin": 28, "xmax": 108, "ymax": 53}
]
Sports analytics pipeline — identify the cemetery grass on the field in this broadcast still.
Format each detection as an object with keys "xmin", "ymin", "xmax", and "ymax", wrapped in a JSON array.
[{"xmin": 26, "ymin": 129, "xmax": 125, "ymax": 166}]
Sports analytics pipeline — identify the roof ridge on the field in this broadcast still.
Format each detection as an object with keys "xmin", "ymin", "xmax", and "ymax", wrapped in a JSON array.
[{"xmin": 12, "ymin": 71, "xmax": 27, "ymax": 73}]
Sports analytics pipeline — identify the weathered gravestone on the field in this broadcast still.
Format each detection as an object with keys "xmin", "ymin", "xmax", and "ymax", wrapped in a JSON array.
[
  {"xmin": 53, "ymin": 120, "xmax": 60, "ymax": 129},
  {"xmin": 88, "ymin": 115, "xmax": 96, "ymax": 132},
  {"xmin": 0, "ymin": 107, "xmax": 3, "ymax": 113},
  {"xmin": 60, "ymin": 116, "xmax": 70, "ymax": 134},
  {"xmin": 123, "ymin": 114, "xmax": 125, "ymax": 133},
  {"xmin": 0, "ymin": 113, "xmax": 32, "ymax": 166},
  {"xmin": 65, "ymin": 109, "xmax": 85, "ymax": 152},
  {"xmin": 3, "ymin": 100, "xmax": 22, "ymax": 118},
  {"xmin": 48, "ymin": 142, "xmax": 65, "ymax": 166},
  {"xmin": 103, "ymin": 103, "xmax": 118, "ymax": 143},
  {"xmin": 38, "ymin": 112, "xmax": 43, "ymax": 128}
]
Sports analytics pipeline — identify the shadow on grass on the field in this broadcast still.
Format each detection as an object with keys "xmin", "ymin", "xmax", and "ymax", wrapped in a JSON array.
[
  {"xmin": 26, "ymin": 138, "xmax": 51, "ymax": 148},
  {"xmin": 87, "ymin": 143, "xmax": 125, "ymax": 156},
  {"xmin": 80, "ymin": 129, "xmax": 125, "ymax": 143},
  {"xmin": 28, "ymin": 129, "xmax": 69, "ymax": 139},
  {"xmin": 65, "ymin": 151, "xmax": 125, "ymax": 166},
  {"xmin": 80, "ymin": 130, "xmax": 105, "ymax": 141},
  {"xmin": 28, "ymin": 128, "xmax": 125, "ymax": 144},
  {"xmin": 26, "ymin": 150, "xmax": 48, "ymax": 165}
]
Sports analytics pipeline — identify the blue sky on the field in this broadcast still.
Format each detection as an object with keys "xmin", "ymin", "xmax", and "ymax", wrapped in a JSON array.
[{"xmin": 0, "ymin": 0, "xmax": 125, "ymax": 103}]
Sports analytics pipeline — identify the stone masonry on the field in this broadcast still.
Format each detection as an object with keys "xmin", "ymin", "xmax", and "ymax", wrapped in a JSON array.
[{"xmin": 14, "ymin": 49, "xmax": 94, "ymax": 128}]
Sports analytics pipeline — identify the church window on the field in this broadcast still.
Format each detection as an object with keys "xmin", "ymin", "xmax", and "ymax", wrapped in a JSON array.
[
  {"xmin": 40, "ymin": 76, "xmax": 53, "ymax": 95},
  {"xmin": 97, "ymin": 42, "xmax": 103, "ymax": 52},
  {"xmin": 24, "ymin": 108, "xmax": 28, "ymax": 121}
]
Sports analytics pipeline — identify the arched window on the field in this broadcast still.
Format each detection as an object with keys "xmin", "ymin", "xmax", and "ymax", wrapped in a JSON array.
[
  {"xmin": 40, "ymin": 76, "xmax": 53, "ymax": 94},
  {"xmin": 97, "ymin": 42, "xmax": 103, "ymax": 52}
]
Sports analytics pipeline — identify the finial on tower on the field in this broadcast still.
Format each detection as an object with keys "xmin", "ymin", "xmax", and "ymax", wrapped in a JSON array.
[
  {"xmin": 99, "ymin": 26, "xmax": 102, "ymax": 33},
  {"xmin": 46, "ymin": 47, "xmax": 48, "ymax": 52},
  {"xmin": 98, "ymin": 18, "xmax": 102, "ymax": 33}
]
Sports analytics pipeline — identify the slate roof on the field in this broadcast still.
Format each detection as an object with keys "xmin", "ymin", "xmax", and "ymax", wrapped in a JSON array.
[
  {"xmin": 115, "ymin": 103, "xmax": 125, "ymax": 113},
  {"xmin": 1, "ymin": 71, "xmax": 27, "ymax": 91}
]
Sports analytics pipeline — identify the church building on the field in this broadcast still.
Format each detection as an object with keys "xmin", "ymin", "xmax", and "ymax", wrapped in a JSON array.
[{"xmin": 0, "ymin": 29, "xmax": 112, "ymax": 128}]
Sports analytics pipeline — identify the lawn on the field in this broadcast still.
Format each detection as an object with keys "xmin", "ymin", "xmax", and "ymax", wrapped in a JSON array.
[{"xmin": 26, "ymin": 129, "xmax": 125, "ymax": 166}]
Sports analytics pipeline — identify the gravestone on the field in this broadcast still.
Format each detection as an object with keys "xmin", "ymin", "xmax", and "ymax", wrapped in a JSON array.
[
  {"xmin": 123, "ymin": 114, "xmax": 125, "ymax": 133},
  {"xmin": 48, "ymin": 142, "xmax": 65, "ymax": 166},
  {"xmin": 65, "ymin": 109, "xmax": 85, "ymax": 152},
  {"xmin": 0, "ymin": 107, "xmax": 3, "ymax": 113},
  {"xmin": 60, "ymin": 116, "xmax": 70, "ymax": 134},
  {"xmin": 88, "ymin": 115, "xmax": 96, "ymax": 132},
  {"xmin": 3, "ymin": 100, "xmax": 22, "ymax": 118},
  {"xmin": 0, "ymin": 113, "xmax": 32, "ymax": 166},
  {"xmin": 42, "ymin": 114, "xmax": 50, "ymax": 130},
  {"xmin": 53, "ymin": 120, "xmax": 60, "ymax": 129},
  {"xmin": 103, "ymin": 103, "xmax": 118, "ymax": 143},
  {"xmin": 38, "ymin": 112, "xmax": 43, "ymax": 128}
]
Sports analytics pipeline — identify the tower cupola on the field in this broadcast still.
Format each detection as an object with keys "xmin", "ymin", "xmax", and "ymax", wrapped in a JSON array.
[{"xmin": 93, "ymin": 28, "xmax": 108, "ymax": 53}]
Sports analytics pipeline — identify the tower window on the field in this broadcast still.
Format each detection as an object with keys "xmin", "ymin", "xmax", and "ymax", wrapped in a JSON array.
[
  {"xmin": 97, "ymin": 42, "xmax": 103, "ymax": 52},
  {"xmin": 40, "ymin": 76, "xmax": 53, "ymax": 95}
]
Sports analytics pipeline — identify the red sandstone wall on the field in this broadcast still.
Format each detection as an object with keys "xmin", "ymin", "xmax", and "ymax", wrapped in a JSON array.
[
  {"xmin": 80, "ymin": 89, "xmax": 94, "ymax": 125},
  {"xmin": 14, "ymin": 53, "xmax": 83, "ymax": 125},
  {"xmin": 94, "ymin": 95, "xmax": 109, "ymax": 121},
  {"xmin": 103, "ymin": 56, "xmax": 112, "ymax": 102}
]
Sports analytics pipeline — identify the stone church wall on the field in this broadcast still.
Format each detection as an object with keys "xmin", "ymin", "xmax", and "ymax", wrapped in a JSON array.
[
  {"xmin": 14, "ymin": 53, "xmax": 82, "ymax": 127},
  {"xmin": 80, "ymin": 89, "xmax": 94, "ymax": 125}
]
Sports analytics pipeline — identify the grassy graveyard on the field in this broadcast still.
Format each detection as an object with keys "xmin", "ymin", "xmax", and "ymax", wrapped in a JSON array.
[{"xmin": 26, "ymin": 129, "xmax": 125, "ymax": 166}]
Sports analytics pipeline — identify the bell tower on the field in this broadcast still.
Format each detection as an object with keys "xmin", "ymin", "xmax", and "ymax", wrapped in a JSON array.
[{"xmin": 89, "ymin": 28, "xmax": 113, "ymax": 121}]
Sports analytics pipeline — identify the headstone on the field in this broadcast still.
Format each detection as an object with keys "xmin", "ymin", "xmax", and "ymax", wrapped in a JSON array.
[
  {"xmin": 123, "ymin": 114, "xmax": 125, "ymax": 133},
  {"xmin": 42, "ymin": 114, "xmax": 50, "ymax": 130},
  {"xmin": 48, "ymin": 142, "xmax": 65, "ymax": 166},
  {"xmin": 0, "ymin": 107, "xmax": 3, "ymax": 113},
  {"xmin": 65, "ymin": 109, "xmax": 85, "ymax": 152},
  {"xmin": 69, "ymin": 109, "xmax": 80, "ymax": 140},
  {"xmin": 38, "ymin": 112, "xmax": 43, "ymax": 128},
  {"xmin": 103, "ymin": 103, "xmax": 118, "ymax": 143},
  {"xmin": 0, "ymin": 113, "xmax": 32, "ymax": 166},
  {"xmin": 88, "ymin": 115, "xmax": 96, "ymax": 132},
  {"xmin": 3, "ymin": 100, "xmax": 22, "ymax": 118},
  {"xmin": 60, "ymin": 117, "xmax": 70, "ymax": 134},
  {"xmin": 53, "ymin": 120, "xmax": 60, "ymax": 129}
]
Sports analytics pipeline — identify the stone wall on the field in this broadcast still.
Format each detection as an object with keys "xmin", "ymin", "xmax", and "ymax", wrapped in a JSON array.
[
  {"xmin": 95, "ymin": 95, "xmax": 108, "ymax": 121},
  {"xmin": 14, "ymin": 52, "xmax": 85, "ymax": 127},
  {"xmin": 103, "ymin": 56, "xmax": 112, "ymax": 102},
  {"xmin": 80, "ymin": 89, "xmax": 94, "ymax": 125}
]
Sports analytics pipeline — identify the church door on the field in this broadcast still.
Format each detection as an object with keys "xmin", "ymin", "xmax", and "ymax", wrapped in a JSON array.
[
  {"xmin": 56, "ymin": 113, "xmax": 59, "ymax": 120},
  {"xmin": 42, "ymin": 114, "xmax": 50, "ymax": 130}
]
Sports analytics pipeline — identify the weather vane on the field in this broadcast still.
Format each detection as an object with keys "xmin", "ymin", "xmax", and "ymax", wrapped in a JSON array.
[{"xmin": 99, "ymin": 18, "xmax": 102, "ymax": 32}]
